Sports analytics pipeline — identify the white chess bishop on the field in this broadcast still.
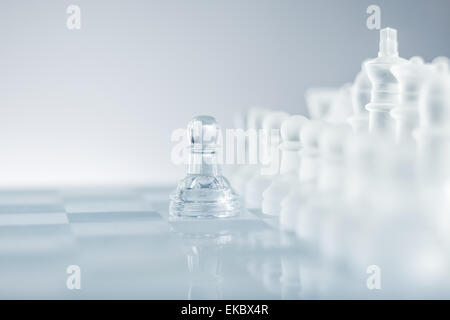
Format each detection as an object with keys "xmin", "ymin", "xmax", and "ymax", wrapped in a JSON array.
[
  {"xmin": 262, "ymin": 115, "xmax": 308, "ymax": 216},
  {"xmin": 245, "ymin": 111, "xmax": 289, "ymax": 210},
  {"xmin": 365, "ymin": 27, "xmax": 407, "ymax": 135},
  {"xmin": 349, "ymin": 60, "xmax": 371, "ymax": 133},
  {"xmin": 170, "ymin": 116, "xmax": 240, "ymax": 218}
]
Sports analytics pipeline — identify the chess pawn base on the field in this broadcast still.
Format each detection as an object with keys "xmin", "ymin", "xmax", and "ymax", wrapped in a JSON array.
[{"xmin": 170, "ymin": 174, "xmax": 240, "ymax": 218}]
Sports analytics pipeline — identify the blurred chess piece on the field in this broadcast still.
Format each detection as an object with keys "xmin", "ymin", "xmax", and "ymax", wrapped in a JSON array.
[
  {"xmin": 349, "ymin": 60, "xmax": 371, "ymax": 133},
  {"xmin": 305, "ymin": 87, "xmax": 338, "ymax": 120},
  {"xmin": 391, "ymin": 56, "xmax": 432, "ymax": 143},
  {"xmin": 295, "ymin": 120, "xmax": 326, "ymax": 243},
  {"xmin": 415, "ymin": 58, "xmax": 450, "ymax": 186},
  {"xmin": 365, "ymin": 28, "xmax": 407, "ymax": 135},
  {"xmin": 245, "ymin": 111, "xmax": 289, "ymax": 211},
  {"xmin": 262, "ymin": 115, "xmax": 308, "ymax": 216},
  {"xmin": 326, "ymin": 83, "xmax": 353, "ymax": 124}
]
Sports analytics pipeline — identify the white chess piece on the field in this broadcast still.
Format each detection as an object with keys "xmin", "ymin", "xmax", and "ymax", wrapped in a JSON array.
[
  {"xmin": 317, "ymin": 124, "xmax": 352, "ymax": 193},
  {"xmin": 365, "ymin": 28, "xmax": 407, "ymax": 135},
  {"xmin": 349, "ymin": 60, "xmax": 371, "ymax": 133},
  {"xmin": 415, "ymin": 62, "xmax": 450, "ymax": 185},
  {"xmin": 230, "ymin": 107, "xmax": 269, "ymax": 197},
  {"xmin": 391, "ymin": 56, "xmax": 432, "ymax": 143},
  {"xmin": 245, "ymin": 111, "xmax": 289, "ymax": 210},
  {"xmin": 295, "ymin": 120, "xmax": 327, "ymax": 241},
  {"xmin": 325, "ymin": 83, "xmax": 353, "ymax": 124},
  {"xmin": 305, "ymin": 88, "xmax": 338, "ymax": 121},
  {"xmin": 262, "ymin": 115, "xmax": 308, "ymax": 216}
]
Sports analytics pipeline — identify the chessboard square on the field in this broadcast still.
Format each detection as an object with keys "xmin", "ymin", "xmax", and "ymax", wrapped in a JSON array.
[
  {"xmin": 0, "ymin": 204, "xmax": 65, "ymax": 214},
  {"xmin": 64, "ymin": 199, "xmax": 153, "ymax": 214},
  {"xmin": 70, "ymin": 220, "xmax": 170, "ymax": 238},
  {"xmin": 67, "ymin": 211, "xmax": 161, "ymax": 223},
  {"xmin": 0, "ymin": 213, "xmax": 69, "ymax": 226},
  {"xmin": 0, "ymin": 190, "xmax": 62, "ymax": 206}
]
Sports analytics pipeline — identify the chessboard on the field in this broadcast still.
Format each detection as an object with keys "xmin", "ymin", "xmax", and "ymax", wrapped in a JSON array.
[{"xmin": 0, "ymin": 185, "xmax": 373, "ymax": 300}]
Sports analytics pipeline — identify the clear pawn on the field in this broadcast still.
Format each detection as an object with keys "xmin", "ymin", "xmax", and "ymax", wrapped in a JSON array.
[{"xmin": 170, "ymin": 116, "xmax": 240, "ymax": 218}]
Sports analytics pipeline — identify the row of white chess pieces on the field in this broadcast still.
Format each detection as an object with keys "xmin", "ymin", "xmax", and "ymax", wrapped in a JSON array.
[{"xmin": 227, "ymin": 27, "xmax": 450, "ymax": 289}]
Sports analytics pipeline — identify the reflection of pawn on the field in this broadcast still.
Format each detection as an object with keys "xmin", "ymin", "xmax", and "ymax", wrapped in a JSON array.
[
  {"xmin": 245, "ymin": 111, "xmax": 289, "ymax": 210},
  {"xmin": 170, "ymin": 116, "xmax": 240, "ymax": 218},
  {"xmin": 391, "ymin": 56, "xmax": 432, "ymax": 143},
  {"xmin": 262, "ymin": 115, "xmax": 308, "ymax": 215},
  {"xmin": 186, "ymin": 245, "xmax": 222, "ymax": 299},
  {"xmin": 365, "ymin": 28, "xmax": 407, "ymax": 135},
  {"xmin": 349, "ymin": 60, "xmax": 371, "ymax": 133}
]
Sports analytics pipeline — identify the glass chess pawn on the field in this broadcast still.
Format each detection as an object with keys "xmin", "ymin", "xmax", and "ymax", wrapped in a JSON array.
[{"xmin": 170, "ymin": 116, "xmax": 240, "ymax": 218}]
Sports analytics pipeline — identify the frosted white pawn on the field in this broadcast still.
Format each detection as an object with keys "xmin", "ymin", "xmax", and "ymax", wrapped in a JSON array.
[
  {"xmin": 432, "ymin": 56, "xmax": 449, "ymax": 74},
  {"xmin": 262, "ymin": 115, "xmax": 308, "ymax": 216},
  {"xmin": 349, "ymin": 60, "xmax": 371, "ymax": 133},
  {"xmin": 365, "ymin": 27, "xmax": 407, "ymax": 135},
  {"xmin": 295, "ymin": 120, "xmax": 327, "ymax": 240},
  {"xmin": 305, "ymin": 88, "xmax": 338, "ymax": 121},
  {"xmin": 170, "ymin": 116, "xmax": 240, "ymax": 218},
  {"xmin": 391, "ymin": 56, "xmax": 432, "ymax": 143},
  {"xmin": 325, "ymin": 83, "xmax": 353, "ymax": 124},
  {"xmin": 298, "ymin": 120, "xmax": 326, "ymax": 183},
  {"xmin": 415, "ymin": 63, "xmax": 450, "ymax": 185},
  {"xmin": 230, "ymin": 107, "xmax": 269, "ymax": 197},
  {"xmin": 317, "ymin": 124, "xmax": 352, "ymax": 193},
  {"xmin": 245, "ymin": 111, "xmax": 289, "ymax": 210}
]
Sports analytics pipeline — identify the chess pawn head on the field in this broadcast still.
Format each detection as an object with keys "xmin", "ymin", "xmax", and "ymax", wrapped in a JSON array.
[
  {"xmin": 317, "ymin": 124, "xmax": 351, "ymax": 192},
  {"xmin": 298, "ymin": 120, "xmax": 326, "ymax": 182},
  {"xmin": 432, "ymin": 56, "xmax": 450, "ymax": 75},
  {"xmin": 247, "ymin": 107, "xmax": 270, "ymax": 130},
  {"xmin": 260, "ymin": 111, "xmax": 289, "ymax": 167},
  {"xmin": 391, "ymin": 56, "xmax": 429, "ymax": 105},
  {"xmin": 305, "ymin": 87, "xmax": 338, "ymax": 120},
  {"xmin": 279, "ymin": 115, "xmax": 308, "ymax": 174},
  {"xmin": 170, "ymin": 116, "xmax": 240, "ymax": 218},
  {"xmin": 280, "ymin": 115, "xmax": 309, "ymax": 150},
  {"xmin": 300, "ymin": 120, "xmax": 326, "ymax": 155},
  {"xmin": 320, "ymin": 124, "xmax": 352, "ymax": 161},
  {"xmin": 327, "ymin": 83, "xmax": 353, "ymax": 124}
]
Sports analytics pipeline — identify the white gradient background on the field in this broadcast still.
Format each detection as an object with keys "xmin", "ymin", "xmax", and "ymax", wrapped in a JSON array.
[{"xmin": 0, "ymin": 0, "xmax": 448, "ymax": 187}]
